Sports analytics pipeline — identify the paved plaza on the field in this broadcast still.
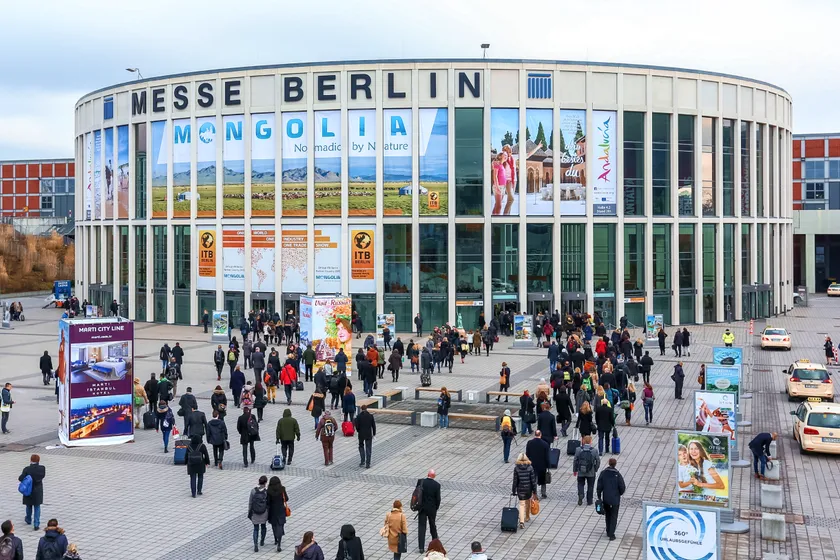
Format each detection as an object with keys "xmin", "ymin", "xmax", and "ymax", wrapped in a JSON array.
[{"xmin": 1, "ymin": 297, "xmax": 839, "ymax": 559}]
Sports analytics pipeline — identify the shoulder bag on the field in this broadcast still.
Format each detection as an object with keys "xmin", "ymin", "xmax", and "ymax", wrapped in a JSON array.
[{"xmin": 379, "ymin": 514, "xmax": 389, "ymax": 538}]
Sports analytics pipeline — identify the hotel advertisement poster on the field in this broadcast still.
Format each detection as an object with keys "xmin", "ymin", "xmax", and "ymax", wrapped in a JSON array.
[
  {"xmin": 59, "ymin": 319, "xmax": 135, "ymax": 447},
  {"xmin": 643, "ymin": 502, "xmax": 720, "ymax": 560},
  {"xmin": 675, "ymin": 431, "xmax": 730, "ymax": 509},
  {"xmin": 299, "ymin": 297, "xmax": 352, "ymax": 373},
  {"xmin": 376, "ymin": 313, "xmax": 395, "ymax": 346},
  {"xmin": 513, "ymin": 315, "xmax": 534, "ymax": 348}
]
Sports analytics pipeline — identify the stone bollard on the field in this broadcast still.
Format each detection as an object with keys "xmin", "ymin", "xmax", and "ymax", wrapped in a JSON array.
[
  {"xmin": 760, "ymin": 484, "xmax": 783, "ymax": 509},
  {"xmin": 466, "ymin": 390, "xmax": 478, "ymax": 403},
  {"xmin": 762, "ymin": 554, "xmax": 790, "ymax": 560},
  {"xmin": 420, "ymin": 411, "xmax": 437, "ymax": 428},
  {"xmin": 769, "ymin": 441, "xmax": 777, "ymax": 457},
  {"xmin": 760, "ymin": 513, "xmax": 786, "ymax": 541},
  {"xmin": 764, "ymin": 460, "xmax": 781, "ymax": 481}
]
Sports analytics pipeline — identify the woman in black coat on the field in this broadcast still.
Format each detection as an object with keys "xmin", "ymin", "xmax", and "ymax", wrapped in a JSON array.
[
  {"xmin": 518, "ymin": 391, "xmax": 535, "ymax": 436},
  {"xmin": 236, "ymin": 408, "xmax": 261, "ymax": 467},
  {"xmin": 267, "ymin": 476, "xmax": 289, "ymax": 552},
  {"xmin": 185, "ymin": 435, "xmax": 210, "ymax": 498},
  {"xmin": 19, "ymin": 454, "xmax": 46, "ymax": 528},
  {"xmin": 334, "ymin": 524, "xmax": 364, "ymax": 560},
  {"xmin": 575, "ymin": 401, "xmax": 595, "ymax": 437},
  {"xmin": 657, "ymin": 329, "xmax": 667, "ymax": 356},
  {"xmin": 553, "ymin": 390, "xmax": 575, "ymax": 437},
  {"xmin": 681, "ymin": 327, "xmax": 691, "ymax": 357},
  {"xmin": 633, "ymin": 338, "xmax": 644, "ymax": 361}
]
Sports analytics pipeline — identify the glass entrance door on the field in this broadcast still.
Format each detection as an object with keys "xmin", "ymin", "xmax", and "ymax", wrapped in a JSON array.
[
  {"xmin": 251, "ymin": 297, "xmax": 274, "ymax": 316},
  {"xmin": 529, "ymin": 298, "xmax": 552, "ymax": 318},
  {"xmin": 593, "ymin": 296, "xmax": 615, "ymax": 326}
]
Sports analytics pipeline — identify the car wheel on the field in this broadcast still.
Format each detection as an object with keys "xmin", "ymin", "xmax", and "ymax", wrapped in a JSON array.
[
  {"xmin": 799, "ymin": 439, "xmax": 808, "ymax": 455},
  {"xmin": 787, "ymin": 390, "xmax": 794, "ymax": 402}
]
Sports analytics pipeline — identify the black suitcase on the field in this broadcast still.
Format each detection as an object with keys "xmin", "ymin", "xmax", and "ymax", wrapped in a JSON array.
[
  {"xmin": 295, "ymin": 381, "xmax": 304, "ymax": 391},
  {"xmin": 142, "ymin": 410, "xmax": 156, "ymax": 430},
  {"xmin": 501, "ymin": 497, "xmax": 518, "ymax": 532},
  {"xmin": 566, "ymin": 429, "xmax": 581, "ymax": 456},
  {"xmin": 549, "ymin": 445, "xmax": 561, "ymax": 468},
  {"xmin": 420, "ymin": 372, "xmax": 432, "ymax": 387}
]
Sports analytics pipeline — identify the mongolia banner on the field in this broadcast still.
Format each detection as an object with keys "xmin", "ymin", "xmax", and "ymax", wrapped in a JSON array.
[
  {"xmin": 349, "ymin": 227, "xmax": 375, "ymax": 293},
  {"xmin": 559, "ymin": 109, "xmax": 586, "ymax": 216},
  {"xmin": 282, "ymin": 112, "xmax": 307, "ymax": 216},
  {"xmin": 348, "ymin": 109, "xmax": 376, "ymax": 216},
  {"xmin": 197, "ymin": 229, "xmax": 217, "ymax": 290},
  {"xmin": 281, "ymin": 226, "xmax": 307, "ymax": 293},
  {"xmin": 172, "ymin": 118, "xmax": 191, "ymax": 218},
  {"xmin": 151, "ymin": 120, "xmax": 168, "ymax": 218},
  {"xmin": 93, "ymin": 130, "xmax": 101, "ymax": 219},
  {"xmin": 196, "ymin": 116, "xmax": 217, "ymax": 217},
  {"xmin": 694, "ymin": 390, "xmax": 737, "ymax": 449},
  {"xmin": 712, "ymin": 347, "xmax": 743, "ymax": 366},
  {"xmin": 314, "ymin": 110, "xmax": 341, "ymax": 216},
  {"xmin": 383, "ymin": 109, "xmax": 412, "ymax": 216},
  {"xmin": 103, "ymin": 128, "xmax": 114, "ymax": 219},
  {"xmin": 592, "ymin": 110, "xmax": 617, "ymax": 215},
  {"xmin": 222, "ymin": 226, "xmax": 245, "ymax": 291},
  {"xmin": 419, "ymin": 108, "xmax": 448, "ymax": 215},
  {"xmin": 675, "ymin": 431, "xmax": 730, "ymax": 509},
  {"xmin": 251, "ymin": 113, "xmax": 276, "ymax": 217},
  {"xmin": 524, "ymin": 109, "xmax": 553, "ymax": 216},
  {"xmin": 251, "ymin": 227, "xmax": 275, "ymax": 292},
  {"xmin": 299, "ymin": 296, "xmax": 352, "ymax": 373},
  {"xmin": 58, "ymin": 318, "xmax": 135, "ymax": 447},
  {"xmin": 643, "ymin": 502, "xmax": 720, "ymax": 560},
  {"xmin": 314, "ymin": 225, "xmax": 341, "ymax": 293},
  {"xmin": 223, "ymin": 115, "xmax": 245, "ymax": 217}
]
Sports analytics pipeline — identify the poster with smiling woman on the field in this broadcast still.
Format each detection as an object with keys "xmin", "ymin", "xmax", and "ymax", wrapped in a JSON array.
[{"xmin": 675, "ymin": 431, "xmax": 730, "ymax": 509}]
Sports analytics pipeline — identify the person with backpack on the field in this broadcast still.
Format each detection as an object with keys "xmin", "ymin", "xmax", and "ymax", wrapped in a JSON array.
[
  {"xmin": 354, "ymin": 404, "xmax": 376, "ymax": 468},
  {"xmin": 499, "ymin": 409, "xmax": 516, "ymax": 463},
  {"xmin": 230, "ymin": 366, "xmax": 246, "ymax": 408},
  {"xmin": 335, "ymin": 524, "xmax": 364, "ymax": 560},
  {"xmin": 511, "ymin": 453, "xmax": 537, "ymax": 530},
  {"xmin": 184, "ymin": 435, "xmax": 210, "ymax": 498},
  {"xmin": 210, "ymin": 386, "xmax": 228, "ymax": 420},
  {"xmin": 157, "ymin": 375, "xmax": 173, "ymax": 407},
  {"xmin": 413, "ymin": 469, "xmax": 441, "ymax": 553},
  {"xmin": 253, "ymin": 381, "xmax": 268, "ymax": 422},
  {"xmin": 227, "ymin": 346, "xmax": 238, "ymax": 376},
  {"xmin": 315, "ymin": 410, "xmax": 338, "ymax": 466},
  {"xmin": 237, "ymin": 407, "xmax": 260, "ymax": 467},
  {"xmin": 573, "ymin": 435, "xmax": 601, "ymax": 506},
  {"xmin": 248, "ymin": 475, "xmax": 270, "ymax": 552},
  {"xmin": 213, "ymin": 345, "xmax": 225, "ymax": 381},
  {"xmin": 156, "ymin": 401, "xmax": 176, "ymax": 452},
  {"xmin": 206, "ymin": 409, "xmax": 228, "ymax": 470},
  {"xmin": 165, "ymin": 357, "xmax": 182, "ymax": 400},
  {"xmin": 18, "ymin": 453, "xmax": 46, "ymax": 530},
  {"xmin": 280, "ymin": 363, "xmax": 296, "ymax": 406},
  {"xmin": 0, "ymin": 520, "xmax": 23, "ymax": 560}
]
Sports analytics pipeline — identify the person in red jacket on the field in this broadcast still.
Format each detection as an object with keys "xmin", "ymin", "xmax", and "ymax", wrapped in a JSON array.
[
  {"xmin": 594, "ymin": 337, "xmax": 607, "ymax": 359},
  {"xmin": 280, "ymin": 364, "xmax": 297, "ymax": 406}
]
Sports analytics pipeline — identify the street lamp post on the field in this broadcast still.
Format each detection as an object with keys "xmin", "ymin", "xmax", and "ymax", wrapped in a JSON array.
[{"xmin": 125, "ymin": 68, "xmax": 143, "ymax": 80}]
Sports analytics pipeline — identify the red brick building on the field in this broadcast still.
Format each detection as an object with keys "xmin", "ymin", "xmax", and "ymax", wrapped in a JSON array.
[{"xmin": 0, "ymin": 159, "xmax": 75, "ymax": 218}]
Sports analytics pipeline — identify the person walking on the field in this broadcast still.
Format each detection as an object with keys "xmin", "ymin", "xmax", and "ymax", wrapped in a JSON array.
[
  {"xmin": 39, "ymin": 351, "xmax": 53, "ymax": 386},
  {"xmin": 144, "ymin": 373, "xmax": 159, "ymax": 411},
  {"xmin": 825, "ymin": 336, "xmax": 835, "ymax": 366},
  {"xmin": 184, "ymin": 435, "xmax": 210, "ymax": 498},
  {"xmin": 0, "ymin": 520, "xmax": 23, "ymax": 560},
  {"xmin": 388, "ymin": 348, "xmax": 401, "ymax": 382},
  {"xmin": 293, "ymin": 531, "xmax": 324, "ymax": 560},
  {"xmin": 640, "ymin": 351, "xmax": 654, "ymax": 385},
  {"xmin": 519, "ymin": 390, "xmax": 535, "ymax": 436},
  {"xmin": 342, "ymin": 387, "xmax": 356, "ymax": 423},
  {"xmin": 496, "ymin": 362, "xmax": 511, "ymax": 402},
  {"xmin": 35, "ymin": 518, "xmax": 68, "ymax": 559},
  {"xmin": 575, "ymin": 400, "xmax": 595, "ymax": 439},
  {"xmin": 657, "ymin": 328, "xmax": 667, "ymax": 356},
  {"xmin": 156, "ymin": 372, "xmax": 173, "ymax": 407},
  {"xmin": 1, "ymin": 383, "xmax": 15, "ymax": 434},
  {"xmin": 748, "ymin": 432, "xmax": 777, "ymax": 480},
  {"xmin": 423, "ymin": 539, "xmax": 449, "ymax": 560},
  {"xmin": 525, "ymin": 431, "xmax": 550, "ymax": 499},
  {"xmin": 159, "ymin": 343, "xmax": 171, "ymax": 373},
  {"xmin": 500, "ymin": 410, "xmax": 515, "ymax": 463},
  {"xmin": 554, "ymin": 388, "xmax": 575, "ymax": 437},
  {"xmin": 415, "ymin": 313, "xmax": 423, "ymax": 337},
  {"xmin": 252, "ymin": 346, "xmax": 266, "ymax": 385},
  {"xmin": 230, "ymin": 366, "xmax": 246, "ymax": 408},
  {"xmin": 384, "ymin": 500, "xmax": 408, "ymax": 560},
  {"xmin": 335, "ymin": 525, "xmax": 364, "ymax": 560},
  {"xmin": 722, "ymin": 328, "xmax": 735, "ymax": 347},
  {"xmin": 227, "ymin": 346, "xmax": 238, "ymax": 376},
  {"xmin": 280, "ymin": 363, "xmax": 296, "ymax": 406},
  {"xmin": 511, "ymin": 453, "xmax": 538, "ymax": 530},
  {"xmin": 132, "ymin": 378, "xmax": 148, "ymax": 429},
  {"xmin": 264, "ymin": 364, "xmax": 279, "ymax": 405},
  {"xmin": 19, "ymin": 454, "xmax": 46, "ymax": 529},
  {"xmin": 202, "ymin": 309, "xmax": 210, "ymax": 333},
  {"xmin": 302, "ymin": 344, "xmax": 316, "ymax": 382},
  {"xmin": 237, "ymin": 407, "xmax": 260, "ymax": 467},
  {"xmin": 156, "ymin": 401, "xmax": 176, "ymax": 452},
  {"xmin": 213, "ymin": 345, "xmax": 225, "ymax": 382},
  {"xmin": 335, "ymin": 348, "xmax": 348, "ymax": 376},
  {"xmin": 642, "ymin": 382, "xmax": 655, "ymax": 425},
  {"xmin": 537, "ymin": 403, "xmax": 557, "ymax": 445},
  {"xmin": 315, "ymin": 410, "xmax": 338, "ymax": 466},
  {"xmin": 595, "ymin": 398, "xmax": 615, "ymax": 455},
  {"xmin": 416, "ymin": 470, "xmax": 441, "ymax": 553},
  {"xmin": 673, "ymin": 362, "xmax": 685, "ymax": 400},
  {"xmin": 248, "ymin": 476, "xmax": 270, "ymax": 552},
  {"xmin": 681, "ymin": 327, "xmax": 691, "ymax": 357},
  {"xmin": 673, "ymin": 329, "xmax": 683, "ymax": 357},
  {"xmin": 178, "ymin": 388, "xmax": 198, "ymax": 432},
  {"xmin": 622, "ymin": 383, "xmax": 637, "ymax": 426},
  {"xmin": 573, "ymin": 435, "xmax": 600, "ymax": 506},
  {"xmin": 267, "ymin": 476, "xmax": 288, "ymax": 552},
  {"xmin": 206, "ymin": 409, "xmax": 228, "ymax": 469},
  {"xmin": 185, "ymin": 401, "xmax": 208, "ymax": 441},
  {"xmin": 275, "ymin": 408, "xmax": 300, "ymax": 465},
  {"xmin": 596, "ymin": 457, "xmax": 626, "ymax": 541},
  {"xmin": 253, "ymin": 381, "xmax": 267, "ymax": 422},
  {"xmin": 354, "ymin": 404, "xmax": 376, "ymax": 468},
  {"xmin": 436, "ymin": 388, "xmax": 451, "ymax": 429}
]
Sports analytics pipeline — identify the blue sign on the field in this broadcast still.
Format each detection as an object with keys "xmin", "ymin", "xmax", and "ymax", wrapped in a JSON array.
[
  {"xmin": 712, "ymin": 347, "xmax": 742, "ymax": 366},
  {"xmin": 54, "ymin": 280, "xmax": 72, "ymax": 300},
  {"xmin": 643, "ymin": 502, "xmax": 720, "ymax": 560}
]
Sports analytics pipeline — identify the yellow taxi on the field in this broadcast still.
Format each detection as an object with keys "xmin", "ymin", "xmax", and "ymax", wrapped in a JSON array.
[
  {"xmin": 789, "ymin": 401, "xmax": 840, "ymax": 455},
  {"xmin": 828, "ymin": 283, "xmax": 840, "ymax": 297},
  {"xmin": 760, "ymin": 326, "xmax": 791, "ymax": 350},
  {"xmin": 784, "ymin": 360, "xmax": 833, "ymax": 402}
]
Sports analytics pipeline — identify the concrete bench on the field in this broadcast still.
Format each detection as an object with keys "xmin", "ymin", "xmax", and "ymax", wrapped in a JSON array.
[
  {"xmin": 376, "ymin": 389, "xmax": 404, "ymax": 405},
  {"xmin": 415, "ymin": 387, "xmax": 463, "ymax": 402},
  {"xmin": 447, "ymin": 412, "xmax": 498, "ymax": 429},
  {"xmin": 368, "ymin": 408, "xmax": 417, "ymax": 425},
  {"xmin": 485, "ymin": 391, "xmax": 525, "ymax": 404}
]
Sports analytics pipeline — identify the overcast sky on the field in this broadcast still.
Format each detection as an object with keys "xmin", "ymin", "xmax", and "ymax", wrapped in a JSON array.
[{"xmin": 1, "ymin": 0, "xmax": 837, "ymax": 160}]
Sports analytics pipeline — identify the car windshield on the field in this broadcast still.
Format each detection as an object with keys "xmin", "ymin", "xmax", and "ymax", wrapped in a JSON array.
[
  {"xmin": 807, "ymin": 413, "xmax": 840, "ymax": 428},
  {"xmin": 765, "ymin": 329, "xmax": 786, "ymax": 336},
  {"xmin": 793, "ymin": 368, "xmax": 828, "ymax": 381}
]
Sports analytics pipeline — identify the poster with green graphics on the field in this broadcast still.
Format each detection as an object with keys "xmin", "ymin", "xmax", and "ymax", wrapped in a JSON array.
[
  {"xmin": 251, "ymin": 114, "xmax": 276, "ymax": 217},
  {"xmin": 383, "ymin": 109, "xmax": 412, "ymax": 216},
  {"xmin": 348, "ymin": 109, "xmax": 376, "ymax": 216},
  {"xmin": 150, "ymin": 121, "xmax": 168, "ymax": 218},
  {"xmin": 222, "ymin": 115, "xmax": 245, "ymax": 217},
  {"xmin": 195, "ymin": 116, "xmax": 217, "ymax": 217},
  {"xmin": 282, "ymin": 112, "xmax": 307, "ymax": 216},
  {"xmin": 314, "ymin": 110, "xmax": 341, "ymax": 216}
]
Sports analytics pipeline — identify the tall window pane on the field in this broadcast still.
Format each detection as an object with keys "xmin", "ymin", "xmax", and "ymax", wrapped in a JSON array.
[
  {"xmin": 455, "ymin": 108, "xmax": 483, "ymax": 216},
  {"xmin": 757, "ymin": 223, "xmax": 764, "ymax": 284},
  {"xmin": 768, "ymin": 126, "xmax": 775, "ymax": 217},
  {"xmin": 653, "ymin": 224, "xmax": 671, "ymax": 325},
  {"xmin": 455, "ymin": 224, "xmax": 483, "ymax": 293},
  {"xmin": 153, "ymin": 225, "xmax": 167, "ymax": 323},
  {"xmin": 756, "ymin": 124, "xmax": 764, "ymax": 217},
  {"xmin": 383, "ymin": 223, "xmax": 412, "ymax": 333},
  {"xmin": 526, "ymin": 224, "xmax": 552, "ymax": 293},
  {"xmin": 623, "ymin": 112, "xmax": 644, "ymax": 216},
  {"xmin": 702, "ymin": 224, "xmax": 716, "ymax": 322},
  {"xmin": 741, "ymin": 224, "xmax": 751, "ymax": 285},
  {"xmin": 419, "ymin": 224, "xmax": 448, "ymax": 327},
  {"xmin": 135, "ymin": 226, "xmax": 147, "ymax": 320},
  {"xmin": 678, "ymin": 115, "xmax": 695, "ymax": 216},
  {"xmin": 593, "ymin": 224, "xmax": 616, "ymax": 324},
  {"xmin": 722, "ymin": 119, "xmax": 734, "ymax": 216},
  {"xmin": 652, "ymin": 113, "xmax": 671, "ymax": 216},
  {"xmin": 174, "ymin": 226, "xmax": 191, "ymax": 325},
  {"xmin": 492, "ymin": 224, "xmax": 518, "ymax": 294},
  {"xmin": 679, "ymin": 224, "xmax": 695, "ymax": 324},
  {"xmin": 623, "ymin": 224, "xmax": 645, "ymax": 326},
  {"xmin": 741, "ymin": 122, "xmax": 751, "ymax": 215},
  {"xmin": 560, "ymin": 224, "xmax": 584, "ymax": 293},
  {"xmin": 134, "ymin": 123, "xmax": 147, "ymax": 219},
  {"xmin": 723, "ymin": 223, "xmax": 735, "ymax": 320},
  {"xmin": 702, "ymin": 117, "xmax": 716, "ymax": 216}
]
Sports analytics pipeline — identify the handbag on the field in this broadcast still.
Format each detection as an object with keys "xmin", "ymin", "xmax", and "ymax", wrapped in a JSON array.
[
  {"xmin": 529, "ymin": 495, "xmax": 540, "ymax": 516},
  {"xmin": 284, "ymin": 497, "xmax": 291, "ymax": 518},
  {"xmin": 224, "ymin": 440, "xmax": 230, "ymax": 450},
  {"xmin": 545, "ymin": 470, "xmax": 552, "ymax": 485},
  {"xmin": 398, "ymin": 532, "xmax": 407, "ymax": 553},
  {"xmin": 595, "ymin": 499, "xmax": 605, "ymax": 515}
]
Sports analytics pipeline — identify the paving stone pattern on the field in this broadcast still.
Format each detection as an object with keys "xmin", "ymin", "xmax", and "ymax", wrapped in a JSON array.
[{"xmin": 1, "ymin": 296, "xmax": 840, "ymax": 558}]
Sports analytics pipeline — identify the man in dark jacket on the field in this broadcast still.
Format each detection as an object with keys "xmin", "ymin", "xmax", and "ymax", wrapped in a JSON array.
[
  {"xmin": 639, "ymin": 351, "xmax": 654, "ymax": 384},
  {"xmin": 599, "ymin": 370, "xmax": 616, "ymax": 392},
  {"xmin": 202, "ymin": 310, "xmax": 210, "ymax": 333},
  {"xmin": 171, "ymin": 342, "xmax": 185, "ymax": 366},
  {"xmin": 18, "ymin": 454, "xmax": 46, "ymax": 529},
  {"xmin": 275, "ymin": 408, "xmax": 301, "ymax": 465},
  {"xmin": 159, "ymin": 343, "xmax": 171, "ymax": 373},
  {"xmin": 144, "ymin": 373, "xmax": 159, "ymax": 411},
  {"xmin": 673, "ymin": 362, "xmax": 685, "ymax": 399},
  {"xmin": 178, "ymin": 388, "xmax": 198, "ymax": 431},
  {"xmin": 39, "ymin": 351, "xmax": 53, "ymax": 386},
  {"xmin": 185, "ymin": 404, "xmax": 208, "ymax": 440},
  {"xmin": 354, "ymin": 404, "xmax": 376, "ymax": 468},
  {"xmin": 302, "ymin": 344, "xmax": 316, "ymax": 382},
  {"xmin": 417, "ymin": 469, "xmax": 441, "ymax": 552},
  {"xmin": 335, "ymin": 348, "xmax": 348, "ymax": 375},
  {"xmin": 525, "ymin": 432, "xmax": 551, "ymax": 498},
  {"xmin": 554, "ymin": 390, "xmax": 575, "ymax": 437},
  {"xmin": 251, "ymin": 348, "xmax": 266, "ymax": 384},
  {"xmin": 626, "ymin": 356, "xmax": 639, "ymax": 383},
  {"xmin": 748, "ymin": 432, "xmax": 777, "ymax": 479},
  {"xmin": 230, "ymin": 366, "xmax": 246, "ymax": 408},
  {"xmin": 536, "ymin": 403, "xmax": 557, "ymax": 445},
  {"xmin": 595, "ymin": 399, "xmax": 615, "ymax": 455},
  {"xmin": 596, "ymin": 457, "xmax": 626, "ymax": 540},
  {"xmin": 35, "ymin": 518, "xmax": 68, "ymax": 559},
  {"xmin": 547, "ymin": 341, "xmax": 560, "ymax": 372},
  {"xmin": 213, "ymin": 345, "xmax": 225, "ymax": 381},
  {"xmin": 414, "ymin": 313, "xmax": 423, "ymax": 337},
  {"xmin": 0, "ymin": 520, "xmax": 23, "ymax": 560},
  {"xmin": 360, "ymin": 358, "xmax": 376, "ymax": 397},
  {"xmin": 573, "ymin": 436, "xmax": 600, "ymax": 505}
]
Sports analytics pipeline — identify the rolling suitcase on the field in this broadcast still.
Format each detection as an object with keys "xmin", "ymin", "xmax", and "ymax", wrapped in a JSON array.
[
  {"xmin": 566, "ymin": 428, "xmax": 581, "ymax": 456},
  {"xmin": 501, "ymin": 497, "xmax": 518, "ymax": 532},
  {"xmin": 142, "ymin": 410, "xmax": 156, "ymax": 430},
  {"xmin": 611, "ymin": 428, "xmax": 621, "ymax": 454},
  {"xmin": 549, "ymin": 441, "xmax": 561, "ymax": 469},
  {"xmin": 173, "ymin": 437, "xmax": 189, "ymax": 465},
  {"xmin": 420, "ymin": 371, "xmax": 432, "ymax": 387},
  {"xmin": 270, "ymin": 444, "xmax": 285, "ymax": 470},
  {"xmin": 342, "ymin": 420, "xmax": 355, "ymax": 437},
  {"xmin": 295, "ymin": 381, "xmax": 304, "ymax": 391}
]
